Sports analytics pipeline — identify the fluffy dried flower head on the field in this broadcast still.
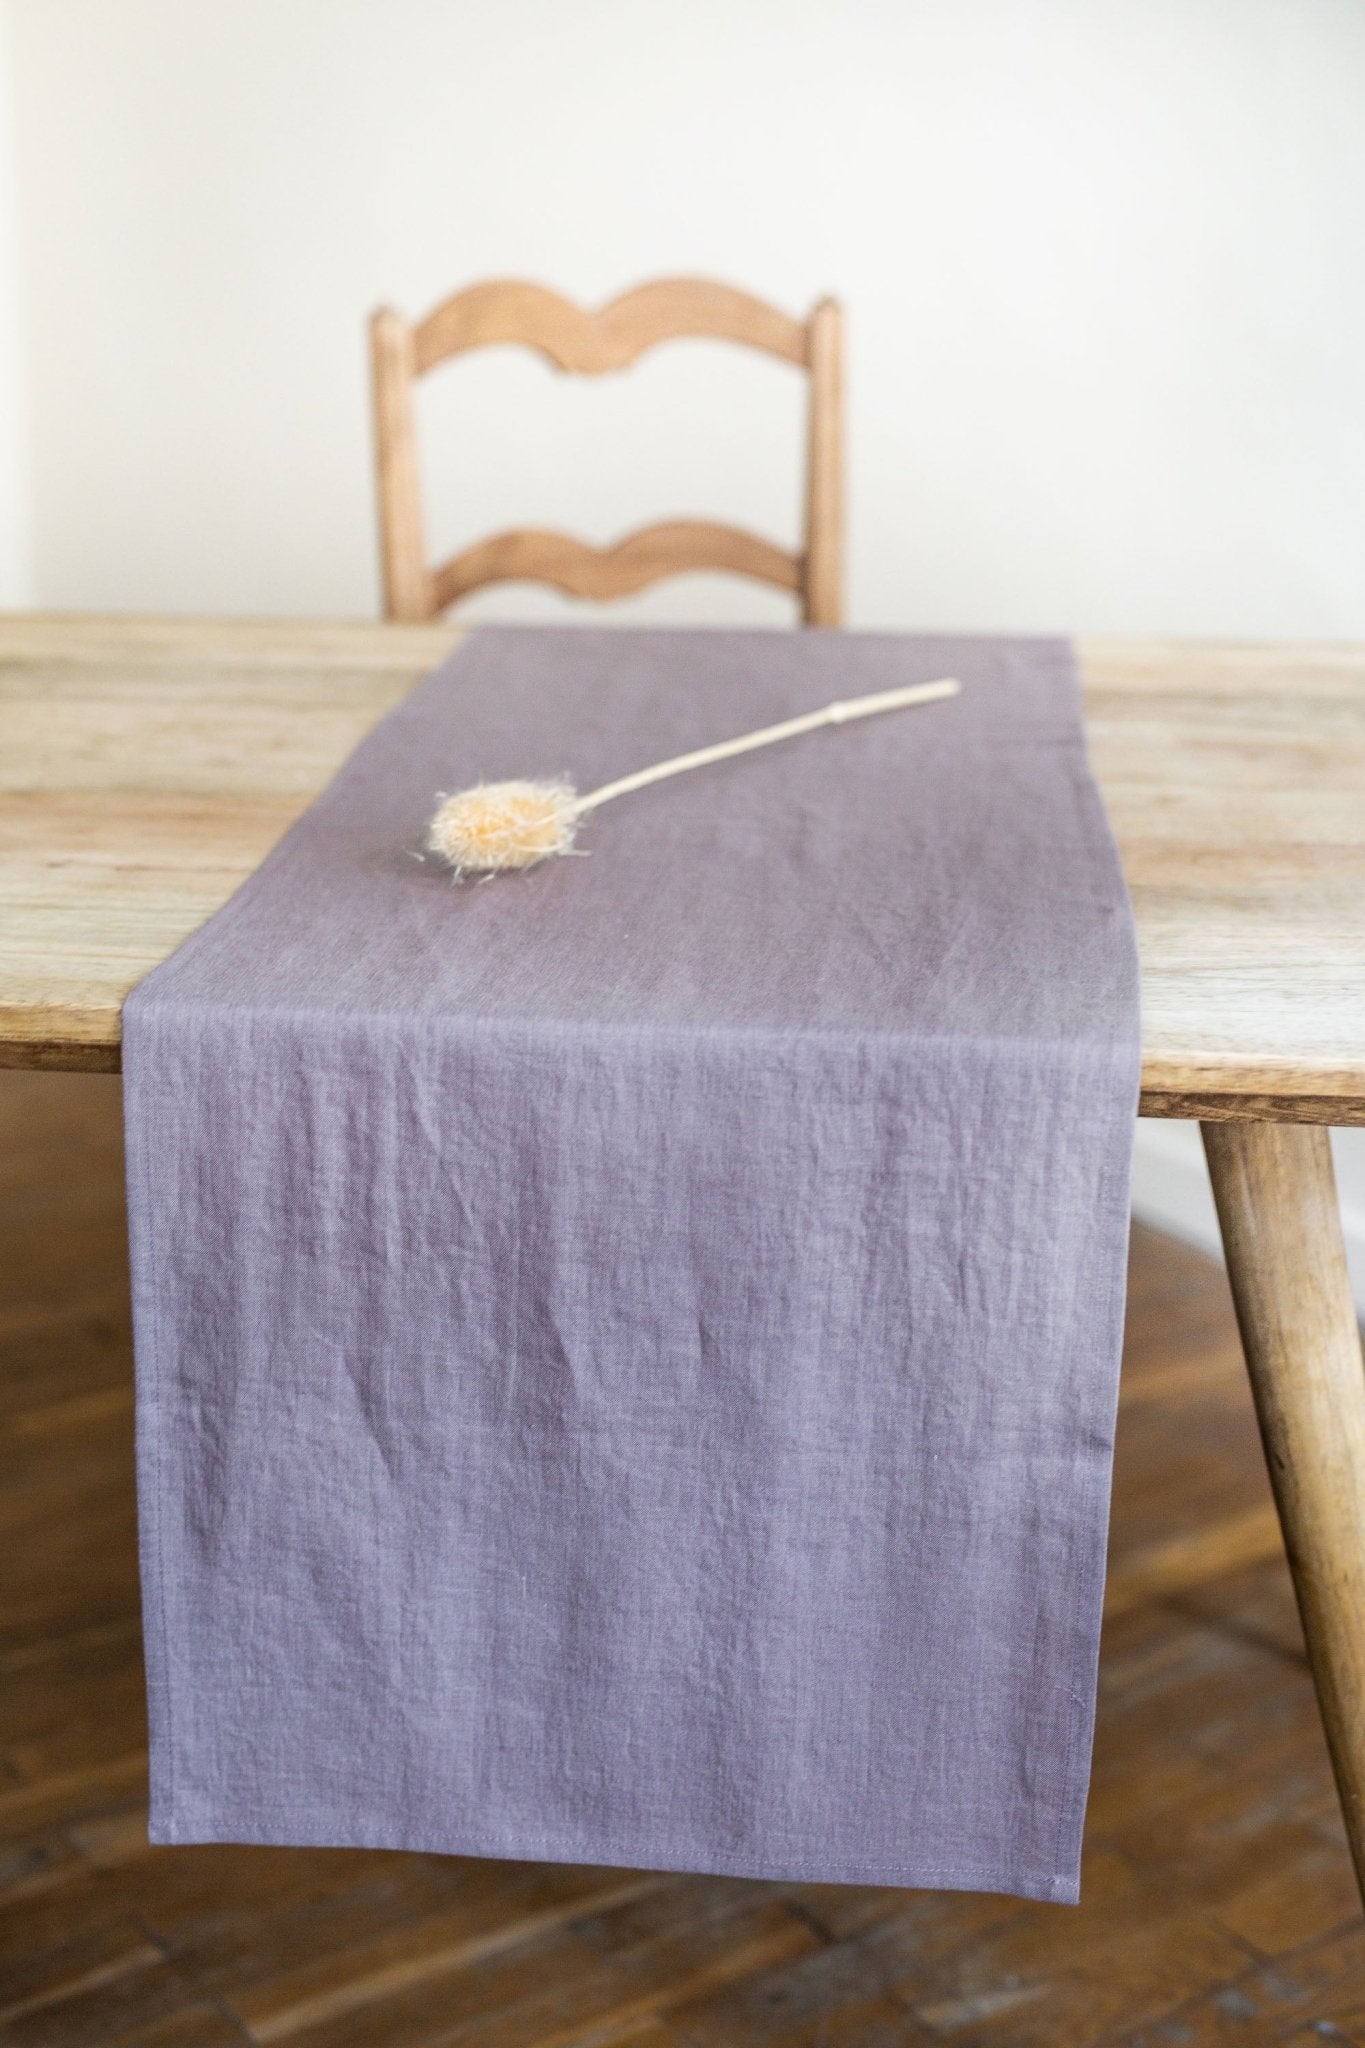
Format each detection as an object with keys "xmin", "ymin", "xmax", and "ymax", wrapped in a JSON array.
[{"xmin": 426, "ymin": 779, "xmax": 579, "ymax": 875}]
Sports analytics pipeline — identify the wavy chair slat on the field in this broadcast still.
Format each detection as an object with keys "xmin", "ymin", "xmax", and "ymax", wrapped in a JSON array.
[
  {"xmin": 431, "ymin": 522, "xmax": 802, "ymax": 611},
  {"xmin": 413, "ymin": 278, "xmax": 809, "ymax": 376},
  {"xmin": 370, "ymin": 275, "xmax": 843, "ymax": 625}
]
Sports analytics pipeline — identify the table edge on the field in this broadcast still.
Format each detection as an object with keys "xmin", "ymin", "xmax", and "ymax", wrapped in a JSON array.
[{"xmin": 4, "ymin": 1025, "xmax": 1364, "ymax": 1123}]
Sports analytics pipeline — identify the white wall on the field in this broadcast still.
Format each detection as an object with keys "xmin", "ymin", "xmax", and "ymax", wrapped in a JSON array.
[
  {"xmin": 7, "ymin": 0, "xmax": 1365, "ymax": 1294},
  {"xmin": 0, "ymin": 0, "xmax": 28, "ymax": 605},
  {"xmin": 10, "ymin": 0, "xmax": 1365, "ymax": 635}
]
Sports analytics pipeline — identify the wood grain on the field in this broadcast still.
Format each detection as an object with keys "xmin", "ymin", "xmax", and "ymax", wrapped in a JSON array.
[
  {"xmin": 371, "ymin": 275, "xmax": 840, "ymax": 623},
  {"xmin": 1139, "ymin": 1091, "xmax": 1365, "ymax": 1125},
  {"xmin": 1084, "ymin": 634, "xmax": 1365, "ymax": 1119},
  {"xmin": 1202, "ymin": 1120, "xmax": 1365, "ymax": 1904},
  {"xmin": 8, "ymin": 1069, "xmax": 1365, "ymax": 2042},
  {"xmin": 2, "ymin": 618, "xmax": 1365, "ymax": 1119},
  {"xmin": 430, "ymin": 521, "xmax": 801, "ymax": 612}
]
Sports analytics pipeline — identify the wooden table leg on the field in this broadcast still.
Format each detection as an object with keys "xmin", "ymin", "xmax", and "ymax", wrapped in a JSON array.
[{"xmin": 1202, "ymin": 1119, "xmax": 1365, "ymax": 1904}]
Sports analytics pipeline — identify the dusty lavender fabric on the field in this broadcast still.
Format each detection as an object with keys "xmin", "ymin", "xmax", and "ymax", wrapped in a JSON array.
[{"xmin": 123, "ymin": 626, "xmax": 1139, "ymax": 1904}]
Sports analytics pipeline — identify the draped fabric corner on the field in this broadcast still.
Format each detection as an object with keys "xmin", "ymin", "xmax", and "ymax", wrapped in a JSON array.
[{"xmin": 123, "ymin": 626, "xmax": 1139, "ymax": 1903}]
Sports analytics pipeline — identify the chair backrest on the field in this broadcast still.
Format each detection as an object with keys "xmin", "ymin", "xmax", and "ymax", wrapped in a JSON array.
[{"xmin": 369, "ymin": 277, "xmax": 843, "ymax": 626}]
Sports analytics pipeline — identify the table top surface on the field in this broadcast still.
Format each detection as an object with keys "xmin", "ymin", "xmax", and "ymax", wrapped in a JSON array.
[{"xmin": 3, "ymin": 614, "xmax": 1363, "ymax": 1122}]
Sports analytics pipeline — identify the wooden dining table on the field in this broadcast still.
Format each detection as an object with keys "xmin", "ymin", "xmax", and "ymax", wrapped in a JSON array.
[{"xmin": 4, "ymin": 612, "xmax": 1365, "ymax": 1898}]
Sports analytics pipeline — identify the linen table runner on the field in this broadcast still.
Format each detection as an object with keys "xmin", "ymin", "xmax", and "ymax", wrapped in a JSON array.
[{"xmin": 124, "ymin": 627, "xmax": 1140, "ymax": 1904}]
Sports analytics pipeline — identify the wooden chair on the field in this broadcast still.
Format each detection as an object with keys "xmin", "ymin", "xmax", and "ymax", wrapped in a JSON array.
[{"xmin": 369, "ymin": 278, "xmax": 843, "ymax": 626}]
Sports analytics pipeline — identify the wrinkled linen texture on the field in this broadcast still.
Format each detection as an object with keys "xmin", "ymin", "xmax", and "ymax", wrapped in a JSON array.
[{"xmin": 123, "ymin": 627, "xmax": 1140, "ymax": 1904}]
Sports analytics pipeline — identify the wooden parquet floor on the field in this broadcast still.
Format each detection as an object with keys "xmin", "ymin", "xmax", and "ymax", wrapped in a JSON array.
[{"xmin": 1, "ymin": 1069, "xmax": 1361, "ymax": 2047}]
